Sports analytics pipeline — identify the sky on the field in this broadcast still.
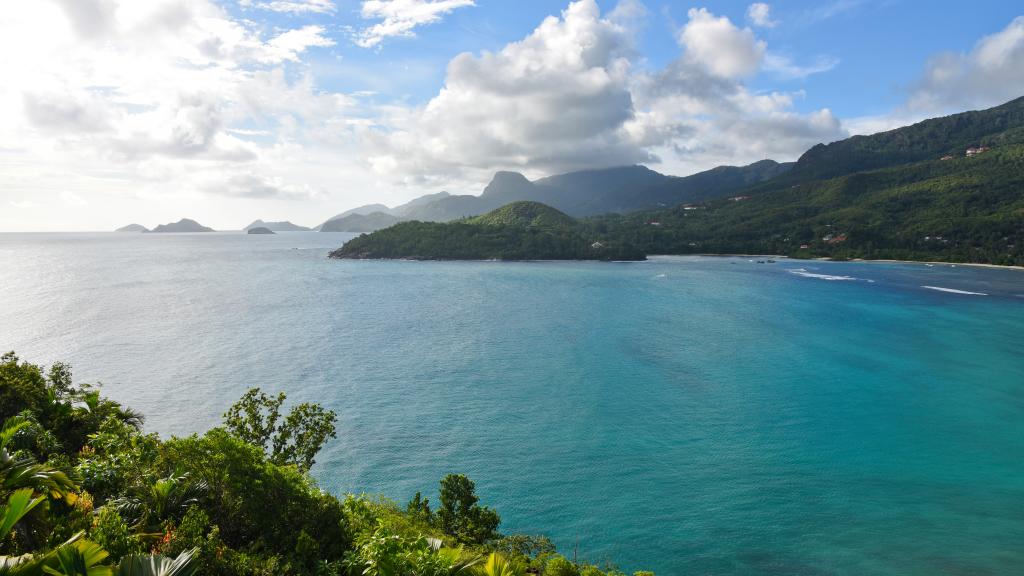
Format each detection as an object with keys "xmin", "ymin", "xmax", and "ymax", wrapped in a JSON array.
[{"xmin": 1, "ymin": 0, "xmax": 1022, "ymax": 231}]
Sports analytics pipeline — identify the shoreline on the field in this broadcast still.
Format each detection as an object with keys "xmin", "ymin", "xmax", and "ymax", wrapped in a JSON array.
[{"xmin": 652, "ymin": 253, "xmax": 1024, "ymax": 272}]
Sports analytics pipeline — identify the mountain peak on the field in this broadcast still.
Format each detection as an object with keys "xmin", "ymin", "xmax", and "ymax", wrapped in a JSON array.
[{"xmin": 482, "ymin": 171, "xmax": 533, "ymax": 197}]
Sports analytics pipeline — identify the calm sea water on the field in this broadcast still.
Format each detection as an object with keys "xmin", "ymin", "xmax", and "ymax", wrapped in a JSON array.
[{"xmin": 1, "ymin": 232, "xmax": 1022, "ymax": 575}]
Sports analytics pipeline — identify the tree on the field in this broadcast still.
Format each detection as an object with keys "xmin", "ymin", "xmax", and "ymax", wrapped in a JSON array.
[
  {"xmin": 222, "ymin": 388, "xmax": 337, "ymax": 471},
  {"xmin": 437, "ymin": 475, "xmax": 500, "ymax": 545},
  {"xmin": 406, "ymin": 492, "xmax": 433, "ymax": 525}
]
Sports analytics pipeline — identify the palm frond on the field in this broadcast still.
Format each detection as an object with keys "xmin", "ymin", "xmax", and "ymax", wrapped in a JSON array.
[
  {"xmin": 113, "ymin": 549, "xmax": 198, "ymax": 576},
  {"xmin": 0, "ymin": 489, "xmax": 45, "ymax": 541}
]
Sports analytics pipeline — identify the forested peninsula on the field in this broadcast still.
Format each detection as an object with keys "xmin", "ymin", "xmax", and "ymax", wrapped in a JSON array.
[{"xmin": 0, "ymin": 352, "xmax": 650, "ymax": 576}]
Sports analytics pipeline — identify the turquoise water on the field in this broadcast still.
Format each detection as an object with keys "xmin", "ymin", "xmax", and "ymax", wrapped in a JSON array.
[{"xmin": 1, "ymin": 232, "xmax": 1023, "ymax": 575}]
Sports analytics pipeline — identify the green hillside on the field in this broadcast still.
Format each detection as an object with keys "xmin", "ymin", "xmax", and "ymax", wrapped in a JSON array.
[
  {"xmin": 465, "ymin": 201, "xmax": 576, "ymax": 228},
  {"xmin": 591, "ymin": 143, "xmax": 1024, "ymax": 265},
  {"xmin": 330, "ymin": 203, "xmax": 645, "ymax": 261},
  {"xmin": 781, "ymin": 95, "xmax": 1024, "ymax": 182}
]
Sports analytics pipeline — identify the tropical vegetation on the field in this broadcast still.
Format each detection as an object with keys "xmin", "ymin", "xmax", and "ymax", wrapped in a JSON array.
[{"xmin": 0, "ymin": 352, "xmax": 651, "ymax": 576}]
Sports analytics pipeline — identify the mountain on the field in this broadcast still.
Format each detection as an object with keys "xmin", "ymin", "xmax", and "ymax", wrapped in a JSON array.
[
  {"xmin": 247, "ymin": 227, "xmax": 275, "ymax": 235},
  {"xmin": 391, "ymin": 192, "xmax": 451, "ymax": 217},
  {"xmin": 115, "ymin": 223, "xmax": 148, "ymax": 232},
  {"xmin": 331, "ymin": 202, "xmax": 644, "ymax": 261},
  {"xmin": 590, "ymin": 95, "xmax": 1024, "ymax": 266},
  {"xmin": 243, "ymin": 220, "xmax": 310, "ymax": 232},
  {"xmin": 320, "ymin": 212, "xmax": 403, "ymax": 233},
  {"xmin": 394, "ymin": 162, "xmax": 791, "ymax": 222},
  {"xmin": 147, "ymin": 218, "xmax": 214, "ymax": 233}
]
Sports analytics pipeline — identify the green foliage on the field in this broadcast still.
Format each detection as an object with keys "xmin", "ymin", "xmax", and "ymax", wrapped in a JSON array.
[
  {"xmin": 487, "ymin": 535, "xmax": 555, "ymax": 559},
  {"xmin": 43, "ymin": 539, "xmax": 111, "ymax": 576},
  {"xmin": 406, "ymin": 492, "xmax": 433, "ymax": 525},
  {"xmin": 113, "ymin": 549, "xmax": 198, "ymax": 576},
  {"xmin": 1, "ymin": 489, "xmax": 45, "ymax": 543},
  {"xmin": 89, "ymin": 509, "xmax": 140, "ymax": 563},
  {"xmin": 75, "ymin": 418, "xmax": 159, "ymax": 501},
  {"xmin": 222, "ymin": 388, "xmax": 338, "ymax": 471},
  {"xmin": 437, "ymin": 475, "xmax": 500, "ymax": 546},
  {"xmin": 542, "ymin": 555, "xmax": 577, "ymax": 576},
  {"xmin": 330, "ymin": 219, "xmax": 646, "ymax": 262},
  {"xmin": 474, "ymin": 552, "xmax": 523, "ymax": 576},
  {"xmin": 466, "ymin": 202, "xmax": 576, "ymax": 229},
  {"xmin": 159, "ymin": 428, "xmax": 351, "ymax": 569}
]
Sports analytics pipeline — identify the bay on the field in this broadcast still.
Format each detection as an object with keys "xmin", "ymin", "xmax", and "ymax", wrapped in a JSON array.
[{"xmin": 1, "ymin": 231, "xmax": 1022, "ymax": 575}]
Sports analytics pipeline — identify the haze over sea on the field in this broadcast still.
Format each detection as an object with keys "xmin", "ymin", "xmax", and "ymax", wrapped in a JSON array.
[{"xmin": 1, "ymin": 232, "xmax": 1022, "ymax": 576}]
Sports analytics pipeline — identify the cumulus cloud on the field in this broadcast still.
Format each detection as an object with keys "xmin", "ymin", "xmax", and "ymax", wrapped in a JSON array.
[
  {"xmin": 369, "ymin": 1, "xmax": 844, "ymax": 182},
  {"xmin": 747, "ymin": 3, "xmax": 777, "ymax": 28},
  {"xmin": 356, "ymin": 0, "xmax": 476, "ymax": 48},
  {"xmin": 366, "ymin": 0, "xmax": 651, "ymax": 181},
  {"xmin": 680, "ymin": 8, "xmax": 765, "ymax": 78},
  {"xmin": 909, "ymin": 16, "xmax": 1024, "ymax": 112}
]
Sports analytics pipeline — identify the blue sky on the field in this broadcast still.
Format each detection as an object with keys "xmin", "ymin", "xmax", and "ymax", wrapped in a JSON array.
[
  {"xmin": 1, "ymin": 0, "xmax": 1022, "ymax": 230},
  {"xmin": 231, "ymin": 0, "xmax": 1024, "ymax": 116}
]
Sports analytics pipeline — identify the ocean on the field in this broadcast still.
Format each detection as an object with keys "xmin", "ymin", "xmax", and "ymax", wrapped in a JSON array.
[{"xmin": 1, "ymin": 231, "xmax": 1022, "ymax": 575}]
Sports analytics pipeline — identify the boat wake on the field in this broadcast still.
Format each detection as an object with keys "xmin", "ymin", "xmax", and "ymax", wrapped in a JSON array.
[
  {"xmin": 787, "ymin": 268, "xmax": 873, "ymax": 282},
  {"xmin": 921, "ymin": 285, "xmax": 988, "ymax": 296}
]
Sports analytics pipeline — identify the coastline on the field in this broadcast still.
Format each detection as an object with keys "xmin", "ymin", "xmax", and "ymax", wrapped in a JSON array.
[
  {"xmin": 656, "ymin": 253, "xmax": 1024, "ymax": 272},
  {"xmin": 844, "ymin": 257, "xmax": 1024, "ymax": 272}
]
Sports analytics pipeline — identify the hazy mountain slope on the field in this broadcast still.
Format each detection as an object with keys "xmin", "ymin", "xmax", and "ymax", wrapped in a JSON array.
[
  {"xmin": 148, "ymin": 218, "xmax": 213, "ymax": 233},
  {"xmin": 115, "ymin": 223, "xmax": 148, "ymax": 232},
  {"xmin": 320, "ymin": 211, "xmax": 403, "ymax": 233},
  {"xmin": 397, "ymin": 161, "xmax": 788, "ymax": 221}
]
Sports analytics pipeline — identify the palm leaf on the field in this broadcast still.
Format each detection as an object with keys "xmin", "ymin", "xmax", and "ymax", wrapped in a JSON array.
[
  {"xmin": 114, "ymin": 549, "xmax": 198, "ymax": 576},
  {"xmin": 41, "ymin": 541, "xmax": 111, "ymax": 576},
  {"xmin": 0, "ymin": 419, "xmax": 30, "ymax": 452},
  {"xmin": 0, "ymin": 452, "xmax": 77, "ymax": 498},
  {"xmin": 0, "ymin": 489, "xmax": 44, "ymax": 541}
]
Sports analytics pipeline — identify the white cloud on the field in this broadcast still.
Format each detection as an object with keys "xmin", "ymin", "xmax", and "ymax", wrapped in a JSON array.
[
  {"xmin": 356, "ymin": 0, "xmax": 476, "ymax": 48},
  {"xmin": 909, "ymin": 16, "xmax": 1024, "ymax": 113},
  {"xmin": 240, "ymin": 0, "xmax": 336, "ymax": 14},
  {"xmin": 366, "ymin": 0, "xmax": 650, "ymax": 182},
  {"xmin": 747, "ymin": 3, "xmax": 777, "ymax": 28},
  {"xmin": 764, "ymin": 53, "xmax": 839, "ymax": 80},
  {"xmin": 0, "ymin": 0, "xmax": 357, "ymax": 231},
  {"xmin": 368, "ymin": 2, "xmax": 846, "ymax": 183},
  {"xmin": 680, "ymin": 8, "xmax": 765, "ymax": 78}
]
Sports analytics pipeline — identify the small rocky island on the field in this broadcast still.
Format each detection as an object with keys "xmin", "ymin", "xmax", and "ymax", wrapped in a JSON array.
[
  {"xmin": 115, "ymin": 223, "xmax": 149, "ymax": 232},
  {"xmin": 329, "ymin": 201, "xmax": 646, "ymax": 261},
  {"xmin": 247, "ymin": 226, "xmax": 275, "ymax": 235},
  {"xmin": 244, "ymin": 219, "xmax": 310, "ymax": 232},
  {"xmin": 148, "ymin": 218, "xmax": 214, "ymax": 233}
]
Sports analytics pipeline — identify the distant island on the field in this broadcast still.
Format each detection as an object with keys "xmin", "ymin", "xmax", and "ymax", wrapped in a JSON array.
[
  {"xmin": 147, "ymin": 218, "xmax": 214, "ymax": 233},
  {"xmin": 330, "ymin": 95, "xmax": 1024, "ymax": 267},
  {"xmin": 115, "ymin": 223, "xmax": 148, "ymax": 232},
  {"xmin": 247, "ymin": 226, "xmax": 275, "ymax": 235},
  {"xmin": 331, "ymin": 202, "xmax": 645, "ymax": 261},
  {"xmin": 243, "ymin": 219, "xmax": 310, "ymax": 232}
]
